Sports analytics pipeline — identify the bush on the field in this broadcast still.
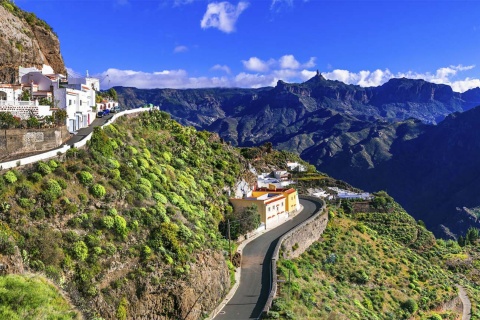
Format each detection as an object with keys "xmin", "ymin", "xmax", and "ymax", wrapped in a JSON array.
[
  {"xmin": 48, "ymin": 160, "xmax": 58, "ymax": 169},
  {"xmin": 72, "ymin": 241, "xmax": 88, "ymax": 261},
  {"xmin": 4, "ymin": 171, "xmax": 17, "ymax": 184},
  {"xmin": 102, "ymin": 216, "xmax": 115, "ymax": 229},
  {"xmin": 42, "ymin": 179, "xmax": 63, "ymax": 201},
  {"xmin": 114, "ymin": 215, "xmax": 128, "ymax": 238},
  {"xmin": 90, "ymin": 184, "xmax": 106, "ymax": 198},
  {"xmin": 30, "ymin": 172, "xmax": 42, "ymax": 182},
  {"xmin": 401, "ymin": 298, "xmax": 418, "ymax": 314},
  {"xmin": 153, "ymin": 193, "xmax": 168, "ymax": 204},
  {"xmin": 116, "ymin": 297, "xmax": 128, "ymax": 320},
  {"xmin": 36, "ymin": 162, "xmax": 52, "ymax": 176},
  {"xmin": 77, "ymin": 171, "xmax": 94, "ymax": 185}
]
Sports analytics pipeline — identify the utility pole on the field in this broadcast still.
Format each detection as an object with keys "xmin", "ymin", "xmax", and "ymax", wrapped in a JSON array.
[
  {"xmin": 227, "ymin": 219, "xmax": 232, "ymax": 263},
  {"xmin": 288, "ymin": 268, "xmax": 291, "ymax": 303}
]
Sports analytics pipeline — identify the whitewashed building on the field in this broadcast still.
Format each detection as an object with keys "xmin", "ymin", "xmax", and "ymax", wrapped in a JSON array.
[
  {"xmin": 0, "ymin": 83, "xmax": 52, "ymax": 119},
  {"xmin": 19, "ymin": 66, "xmax": 98, "ymax": 133}
]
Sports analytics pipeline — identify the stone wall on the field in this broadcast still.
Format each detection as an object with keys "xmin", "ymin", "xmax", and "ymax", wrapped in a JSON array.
[
  {"xmin": 264, "ymin": 196, "xmax": 327, "ymax": 314},
  {"xmin": 0, "ymin": 104, "xmax": 40, "ymax": 120},
  {"xmin": 0, "ymin": 126, "xmax": 70, "ymax": 160},
  {"xmin": 281, "ymin": 209, "xmax": 328, "ymax": 260}
]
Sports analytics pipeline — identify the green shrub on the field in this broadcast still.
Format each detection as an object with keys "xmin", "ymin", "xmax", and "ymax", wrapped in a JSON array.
[
  {"xmin": 72, "ymin": 241, "xmax": 88, "ymax": 261},
  {"xmin": 30, "ymin": 172, "xmax": 42, "ymax": 182},
  {"xmin": 90, "ymin": 184, "xmax": 106, "ymax": 198},
  {"xmin": 41, "ymin": 179, "xmax": 63, "ymax": 202},
  {"xmin": 36, "ymin": 162, "xmax": 52, "ymax": 176},
  {"xmin": 108, "ymin": 158, "xmax": 120, "ymax": 169},
  {"xmin": 48, "ymin": 159, "xmax": 58, "ymax": 169},
  {"xmin": 77, "ymin": 171, "xmax": 93, "ymax": 185},
  {"xmin": 116, "ymin": 297, "xmax": 128, "ymax": 320},
  {"xmin": 401, "ymin": 298, "xmax": 418, "ymax": 314},
  {"xmin": 153, "ymin": 192, "xmax": 168, "ymax": 204},
  {"xmin": 4, "ymin": 171, "xmax": 17, "ymax": 184},
  {"xmin": 102, "ymin": 216, "xmax": 115, "ymax": 229},
  {"xmin": 135, "ymin": 184, "xmax": 152, "ymax": 198},
  {"xmin": 114, "ymin": 215, "xmax": 128, "ymax": 238}
]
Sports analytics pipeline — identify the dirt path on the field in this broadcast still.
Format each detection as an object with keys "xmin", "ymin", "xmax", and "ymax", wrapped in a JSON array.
[{"xmin": 457, "ymin": 285, "xmax": 471, "ymax": 320}]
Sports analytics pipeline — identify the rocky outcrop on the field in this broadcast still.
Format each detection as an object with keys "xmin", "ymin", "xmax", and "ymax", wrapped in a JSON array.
[
  {"xmin": 0, "ymin": 3, "xmax": 66, "ymax": 83},
  {"xmin": 89, "ymin": 250, "xmax": 230, "ymax": 320}
]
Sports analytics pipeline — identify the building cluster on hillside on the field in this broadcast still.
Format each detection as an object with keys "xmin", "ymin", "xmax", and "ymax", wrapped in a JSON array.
[
  {"xmin": 0, "ymin": 64, "xmax": 118, "ymax": 133},
  {"xmin": 327, "ymin": 187, "xmax": 372, "ymax": 200},
  {"xmin": 231, "ymin": 162, "xmax": 305, "ymax": 230},
  {"xmin": 230, "ymin": 186, "xmax": 300, "ymax": 230}
]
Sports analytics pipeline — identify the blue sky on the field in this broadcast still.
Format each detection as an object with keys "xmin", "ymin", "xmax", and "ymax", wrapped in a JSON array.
[{"xmin": 16, "ymin": 0, "xmax": 480, "ymax": 91}]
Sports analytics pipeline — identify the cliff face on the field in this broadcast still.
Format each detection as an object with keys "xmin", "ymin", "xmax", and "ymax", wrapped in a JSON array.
[{"xmin": 0, "ymin": 3, "xmax": 65, "ymax": 83}]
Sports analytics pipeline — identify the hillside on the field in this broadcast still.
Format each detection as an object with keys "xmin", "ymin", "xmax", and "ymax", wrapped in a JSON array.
[
  {"xmin": 269, "ymin": 200, "xmax": 480, "ymax": 319},
  {"xmin": 0, "ymin": 0, "xmax": 66, "ymax": 83},
  {"xmin": 0, "ymin": 110, "xmax": 255, "ymax": 319},
  {"xmin": 302, "ymin": 105, "xmax": 480, "ymax": 237},
  {"xmin": 115, "ymin": 76, "xmax": 480, "ymax": 237}
]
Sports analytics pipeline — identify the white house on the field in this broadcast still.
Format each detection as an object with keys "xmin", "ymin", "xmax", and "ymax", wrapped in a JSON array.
[
  {"xmin": 0, "ymin": 83, "xmax": 52, "ymax": 119},
  {"xmin": 286, "ymin": 161, "xmax": 306, "ymax": 172},
  {"xmin": 19, "ymin": 66, "xmax": 98, "ymax": 133}
]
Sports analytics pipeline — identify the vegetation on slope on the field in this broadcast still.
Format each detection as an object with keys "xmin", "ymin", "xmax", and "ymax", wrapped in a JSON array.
[
  {"xmin": 270, "ymin": 197, "xmax": 480, "ymax": 320},
  {"xmin": 0, "ymin": 274, "xmax": 80, "ymax": 319},
  {"xmin": 0, "ymin": 110, "xmax": 250, "ymax": 318}
]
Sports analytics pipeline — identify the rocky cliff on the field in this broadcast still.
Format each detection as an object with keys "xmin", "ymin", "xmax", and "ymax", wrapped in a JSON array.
[{"xmin": 0, "ymin": 1, "xmax": 66, "ymax": 83}]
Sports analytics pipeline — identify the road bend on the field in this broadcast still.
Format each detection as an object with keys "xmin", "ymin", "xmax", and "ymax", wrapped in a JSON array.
[{"xmin": 214, "ymin": 197, "xmax": 323, "ymax": 320}]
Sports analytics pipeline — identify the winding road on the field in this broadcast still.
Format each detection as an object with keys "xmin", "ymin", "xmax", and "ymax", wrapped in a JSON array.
[
  {"xmin": 214, "ymin": 197, "xmax": 323, "ymax": 320},
  {"xmin": 457, "ymin": 285, "xmax": 471, "ymax": 320}
]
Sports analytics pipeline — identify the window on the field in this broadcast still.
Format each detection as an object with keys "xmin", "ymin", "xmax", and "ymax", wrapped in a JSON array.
[
  {"xmin": 80, "ymin": 100, "xmax": 82, "ymax": 106},
  {"xmin": 69, "ymin": 99, "xmax": 72, "ymax": 106}
]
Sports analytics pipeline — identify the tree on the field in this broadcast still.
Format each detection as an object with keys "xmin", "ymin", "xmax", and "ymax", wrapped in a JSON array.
[
  {"xmin": 20, "ymin": 89, "xmax": 30, "ymax": 101},
  {"xmin": 220, "ymin": 205, "xmax": 260, "ymax": 240},
  {"xmin": 38, "ymin": 97, "xmax": 51, "ymax": 106},
  {"xmin": 465, "ymin": 227, "xmax": 479, "ymax": 245},
  {"xmin": 53, "ymin": 109, "xmax": 67, "ymax": 126},
  {"xmin": 0, "ymin": 112, "xmax": 18, "ymax": 129},
  {"xmin": 26, "ymin": 116, "xmax": 40, "ymax": 128},
  {"xmin": 108, "ymin": 88, "xmax": 118, "ymax": 101}
]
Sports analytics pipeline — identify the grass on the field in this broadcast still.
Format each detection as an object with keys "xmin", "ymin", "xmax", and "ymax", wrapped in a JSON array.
[
  {"xmin": 0, "ymin": 274, "xmax": 80, "ymax": 319},
  {"xmin": 272, "ymin": 210, "xmax": 462, "ymax": 319}
]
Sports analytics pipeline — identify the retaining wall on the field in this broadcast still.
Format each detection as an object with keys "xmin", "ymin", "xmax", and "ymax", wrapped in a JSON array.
[
  {"xmin": 0, "ymin": 108, "xmax": 148, "ymax": 171},
  {"xmin": 0, "ymin": 126, "xmax": 70, "ymax": 160},
  {"xmin": 263, "ymin": 196, "xmax": 327, "ymax": 315}
]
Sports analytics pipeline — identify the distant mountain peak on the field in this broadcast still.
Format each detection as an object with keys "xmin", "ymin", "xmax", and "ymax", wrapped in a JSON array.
[{"xmin": 305, "ymin": 70, "xmax": 326, "ymax": 84}]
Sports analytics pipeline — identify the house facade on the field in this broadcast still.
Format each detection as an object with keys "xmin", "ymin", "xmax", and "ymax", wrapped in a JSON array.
[
  {"xmin": 0, "ymin": 83, "xmax": 52, "ymax": 119},
  {"xmin": 19, "ymin": 66, "xmax": 98, "ymax": 133},
  {"xmin": 253, "ymin": 187, "xmax": 300, "ymax": 214},
  {"xmin": 230, "ymin": 193, "xmax": 287, "ymax": 229}
]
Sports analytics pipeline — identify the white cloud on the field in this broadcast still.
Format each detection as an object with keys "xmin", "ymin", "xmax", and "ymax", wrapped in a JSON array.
[
  {"xmin": 200, "ymin": 1, "xmax": 249, "ymax": 33},
  {"xmin": 279, "ymin": 55, "xmax": 300, "ymax": 69},
  {"xmin": 243, "ymin": 54, "xmax": 315, "ymax": 72},
  {"xmin": 211, "ymin": 64, "xmax": 232, "ymax": 74},
  {"xmin": 173, "ymin": 45, "xmax": 188, "ymax": 53},
  {"xmin": 95, "ymin": 63, "xmax": 480, "ymax": 93},
  {"xmin": 322, "ymin": 65, "xmax": 480, "ymax": 92},
  {"xmin": 242, "ymin": 57, "xmax": 271, "ymax": 72}
]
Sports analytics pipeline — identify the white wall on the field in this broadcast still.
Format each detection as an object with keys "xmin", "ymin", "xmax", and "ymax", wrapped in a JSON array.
[{"xmin": 0, "ymin": 108, "xmax": 149, "ymax": 170}]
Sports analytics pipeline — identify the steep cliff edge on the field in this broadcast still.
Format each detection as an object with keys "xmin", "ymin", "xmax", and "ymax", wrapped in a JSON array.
[{"xmin": 0, "ymin": 1, "xmax": 65, "ymax": 83}]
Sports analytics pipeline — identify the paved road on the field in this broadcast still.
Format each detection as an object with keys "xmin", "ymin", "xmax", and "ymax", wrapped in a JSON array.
[
  {"xmin": 214, "ymin": 197, "xmax": 323, "ymax": 320},
  {"xmin": 66, "ymin": 113, "xmax": 114, "ymax": 146},
  {"xmin": 457, "ymin": 285, "xmax": 471, "ymax": 320}
]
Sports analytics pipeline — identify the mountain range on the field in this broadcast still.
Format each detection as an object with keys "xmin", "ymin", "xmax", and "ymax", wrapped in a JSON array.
[{"xmin": 115, "ymin": 74, "xmax": 480, "ymax": 237}]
